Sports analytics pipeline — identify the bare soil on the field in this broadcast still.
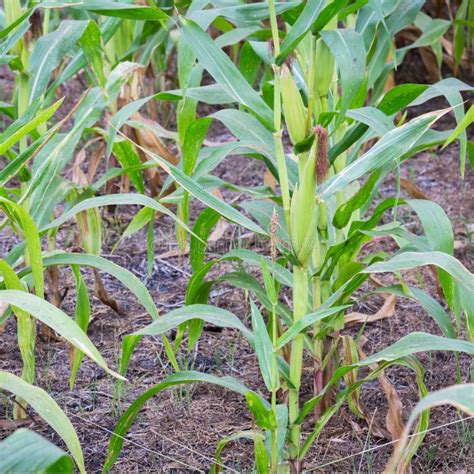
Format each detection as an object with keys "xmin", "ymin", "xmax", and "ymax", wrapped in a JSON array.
[{"xmin": 0, "ymin": 64, "xmax": 473, "ymax": 472}]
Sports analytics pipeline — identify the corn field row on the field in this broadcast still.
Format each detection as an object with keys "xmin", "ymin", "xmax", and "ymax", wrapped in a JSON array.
[{"xmin": 0, "ymin": 0, "xmax": 473, "ymax": 472}]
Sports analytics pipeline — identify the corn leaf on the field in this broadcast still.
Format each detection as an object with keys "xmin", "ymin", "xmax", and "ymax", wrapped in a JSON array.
[
  {"xmin": 360, "ymin": 332, "xmax": 474, "ymax": 366},
  {"xmin": 180, "ymin": 17, "xmax": 273, "ymax": 129},
  {"xmin": 29, "ymin": 21, "xmax": 89, "ymax": 103},
  {"xmin": 0, "ymin": 291, "xmax": 122, "ymax": 379},
  {"xmin": 376, "ymin": 285, "xmax": 455, "ymax": 338},
  {"xmin": 276, "ymin": 0, "xmax": 325, "ymax": 65},
  {"xmin": 78, "ymin": 20, "xmax": 106, "ymax": 88},
  {"xmin": 78, "ymin": 2, "xmax": 169, "ymax": 21},
  {"xmin": 16, "ymin": 252, "xmax": 159, "ymax": 320},
  {"xmin": 131, "ymin": 304, "xmax": 254, "ymax": 342},
  {"xmin": 250, "ymin": 300, "xmax": 276, "ymax": 391},
  {"xmin": 146, "ymin": 151, "xmax": 268, "ymax": 236},
  {"xmin": 103, "ymin": 371, "xmax": 253, "ymax": 473},
  {"xmin": 0, "ymin": 429, "xmax": 73, "ymax": 474},
  {"xmin": 364, "ymin": 251, "xmax": 474, "ymax": 292},
  {"xmin": 0, "ymin": 99, "xmax": 63, "ymax": 156},
  {"xmin": 321, "ymin": 112, "xmax": 440, "ymax": 198},
  {"xmin": 320, "ymin": 28, "xmax": 366, "ymax": 125},
  {"xmin": 0, "ymin": 372, "xmax": 85, "ymax": 473},
  {"xmin": 42, "ymin": 194, "xmax": 193, "ymax": 238}
]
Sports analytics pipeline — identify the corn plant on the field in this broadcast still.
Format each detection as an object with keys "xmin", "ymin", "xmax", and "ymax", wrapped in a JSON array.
[
  {"xmin": 102, "ymin": 0, "xmax": 474, "ymax": 472},
  {"xmin": 0, "ymin": 2, "xmax": 195, "ymax": 467}
]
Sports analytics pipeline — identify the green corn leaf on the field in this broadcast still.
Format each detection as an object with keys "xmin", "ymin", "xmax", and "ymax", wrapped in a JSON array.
[
  {"xmin": 42, "ymin": 194, "xmax": 194, "ymax": 239},
  {"xmin": 250, "ymin": 300, "xmax": 276, "ymax": 391},
  {"xmin": 277, "ymin": 305, "xmax": 351, "ymax": 349},
  {"xmin": 0, "ymin": 372, "xmax": 85, "ymax": 473},
  {"xmin": 409, "ymin": 80, "xmax": 471, "ymax": 176},
  {"xmin": 376, "ymin": 285, "xmax": 455, "ymax": 338},
  {"xmin": 453, "ymin": 1, "xmax": 468, "ymax": 74},
  {"xmin": 211, "ymin": 431, "xmax": 258, "ymax": 474},
  {"xmin": 254, "ymin": 433, "xmax": 269, "ymax": 474},
  {"xmin": 0, "ymin": 99, "xmax": 63, "ymax": 156},
  {"xmin": 0, "ymin": 100, "xmax": 15, "ymax": 118},
  {"xmin": 0, "ymin": 198, "xmax": 44, "ymax": 299},
  {"xmin": 0, "ymin": 125, "xmax": 63, "ymax": 187},
  {"xmin": 78, "ymin": 20, "xmax": 106, "ymax": 88},
  {"xmin": 190, "ymin": 1, "xmax": 299, "ymax": 30},
  {"xmin": 321, "ymin": 111, "xmax": 440, "ymax": 199},
  {"xmin": 185, "ymin": 260, "xmax": 217, "ymax": 306},
  {"xmin": 79, "ymin": 1, "xmax": 169, "ymax": 20},
  {"xmin": 443, "ymin": 104, "xmax": 474, "ymax": 149},
  {"xmin": 398, "ymin": 14, "xmax": 450, "ymax": 58},
  {"xmin": 112, "ymin": 140, "xmax": 145, "ymax": 194},
  {"xmin": 0, "ymin": 259, "xmax": 35, "ymax": 394},
  {"xmin": 239, "ymin": 41, "xmax": 261, "ymax": 86},
  {"xmin": 218, "ymin": 271, "xmax": 292, "ymax": 326},
  {"xmin": 222, "ymin": 249, "xmax": 292, "ymax": 288},
  {"xmin": 328, "ymin": 83, "xmax": 428, "ymax": 162},
  {"xmin": 246, "ymin": 391, "xmax": 276, "ymax": 431},
  {"xmin": 407, "ymin": 199, "xmax": 455, "ymax": 308},
  {"xmin": 182, "ymin": 117, "xmax": 212, "ymax": 176},
  {"xmin": 211, "ymin": 109, "xmax": 275, "ymax": 161},
  {"xmin": 103, "ymin": 371, "xmax": 253, "ymax": 473},
  {"xmin": 180, "ymin": 17, "xmax": 273, "ymax": 129},
  {"xmin": 69, "ymin": 265, "xmax": 91, "ymax": 390},
  {"xmin": 458, "ymin": 284, "xmax": 474, "ymax": 341},
  {"xmin": 106, "ymin": 95, "xmax": 153, "ymax": 157},
  {"xmin": 144, "ymin": 149, "xmax": 268, "ymax": 236},
  {"xmin": 346, "ymin": 107, "xmax": 394, "ymax": 135},
  {"xmin": 49, "ymin": 18, "xmax": 122, "ymax": 94},
  {"xmin": 0, "ymin": 7, "xmax": 33, "ymax": 40},
  {"xmin": 408, "ymin": 383, "xmax": 474, "ymax": 421},
  {"xmin": 333, "ymin": 171, "xmax": 381, "ymax": 229},
  {"xmin": 360, "ymin": 333, "xmax": 474, "ymax": 366},
  {"xmin": 29, "ymin": 21, "xmax": 89, "ymax": 103},
  {"xmin": 130, "ymin": 304, "xmax": 254, "ymax": 342},
  {"xmin": 15, "ymin": 252, "xmax": 159, "ymax": 320},
  {"xmin": 407, "ymin": 199, "xmax": 453, "ymax": 254},
  {"xmin": 190, "ymin": 208, "xmax": 222, "ymax": 273},
  {"xmin": 112, "ymin": 207, "xmax": 154, "ymax": 252},
  {"xmin": 364, "ymin": 251, "xmax": 474, "ymax": 292},
  {"xmin": 0, "ymin": 291, "xmax": 122, "ymax": 379},
  {"xmin": 320, "ymin": 29, "xmax": 366, "ymax": 126},
  {"xmin": 180, "ymin": 117, "xmax": 213, "ymax": 245},
  {"xmin": 0, "ymin": 428, "xmax": 74, "ymax": 474},
  {"xmin": 159, "ymin": 84, "xmax": 234, "ymax": 105},
  {"xmin": 276, "ymin": 0, "xmax": 325, "ymax": 65}
]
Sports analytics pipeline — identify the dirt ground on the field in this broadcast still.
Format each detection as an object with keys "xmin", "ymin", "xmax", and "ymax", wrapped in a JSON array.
[{"xmin": 1, "ymin": 57, "xmax": 473, "ymax": 473}]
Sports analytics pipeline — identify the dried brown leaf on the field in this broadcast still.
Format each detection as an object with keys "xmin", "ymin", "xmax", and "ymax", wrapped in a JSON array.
[
  {"xmin": 358, "ymin": 346, "xmax": 405, "ymax": 442},
  {"xmin": 345, "ymin": 294, "xmax": 396, "ymax": 325},
  {"xmin": 264, "ymin": 169, "xmax": 278, "ymax": 191},
  {"xmin": 400, "ymin": 178, "xmax": 429, "ymax": 200}
]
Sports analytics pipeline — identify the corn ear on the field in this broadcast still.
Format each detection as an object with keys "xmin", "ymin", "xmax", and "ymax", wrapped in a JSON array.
[
  {"xmin": 314, "ymin": 38, "xmax": 335, "ymax": 99},
  {"xmin": 280, "ymin": 64, "xmax": 307, "ymax": 145},
  {"xmin": 289, "ymin": 136, "xmax": 319, "ymax": 266}
]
